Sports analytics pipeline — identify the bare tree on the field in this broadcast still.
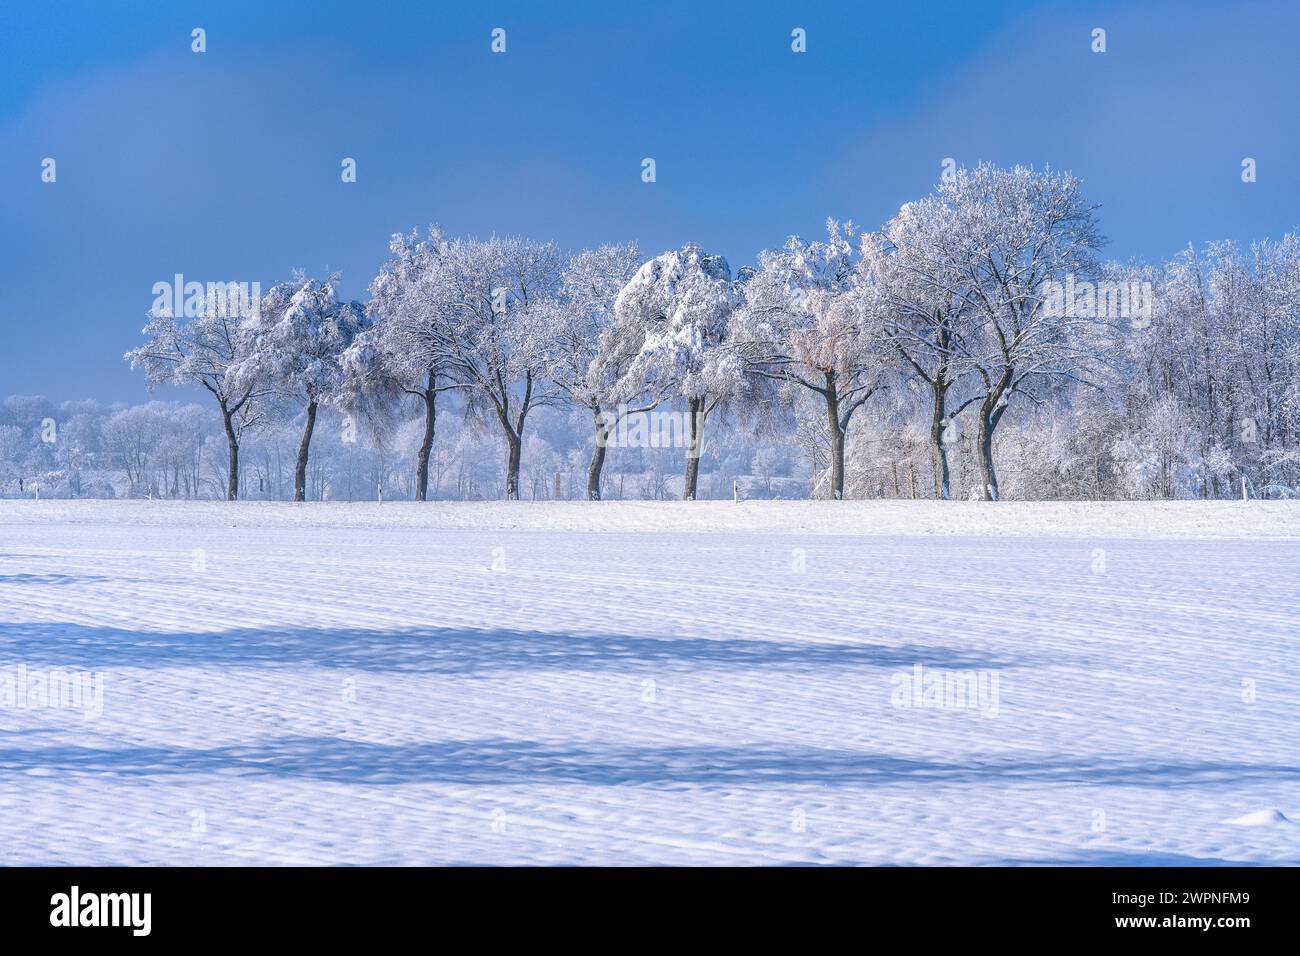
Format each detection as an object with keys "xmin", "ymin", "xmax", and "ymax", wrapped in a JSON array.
[
  {"xmin": 125, "ymin": 307, "xmax": 266, "ymax": 501},
  {"xmin": 733, "ymin": 221, "xmax": 887, "ymax": 500},
  {"xmin": 238, "ymin": 275, "xmax": 367, "ymax": 501},
  {"xmin": 862, "ymin": 208, "xmax": 975, "ymax": 499},
  {"xmin": 550, "ymin": 242, "xmax": 670, "ymax": 500},
  {"xmin": 886, "ymin": 164, "xmax": 1107, "ymax": 499},
  {"xmin": 438, "ymin": 236, "xmax": 565, "ymax": 500},
  {"xmin": 613, "ymin": 245, "xmax": 741, "ymax": 500},
  {"xmin": 344, "ymin": 229, "xmax": 461, "ymax": 501}
]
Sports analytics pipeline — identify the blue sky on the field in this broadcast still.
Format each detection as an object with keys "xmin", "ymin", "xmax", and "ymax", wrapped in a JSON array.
[{"xmin": 2, "ymin": 0, "xmax": 1298, "ymax": 401}]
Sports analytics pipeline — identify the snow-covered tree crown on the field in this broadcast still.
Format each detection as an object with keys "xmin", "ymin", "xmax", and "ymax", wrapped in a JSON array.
[
  {"xmin": 613, "ymin": 244, "xmax": 743, "ymax": 403},
  {"xmin": 234, "ymin": 275, "xmax": 368, "ymax": 407},
  {"xmin": 733, "ymin": 219, "xmax": 883, "ymax": 380},
  {"xmin": 552, "ymin": 242, "xmax": 643, "ymax": 410}
]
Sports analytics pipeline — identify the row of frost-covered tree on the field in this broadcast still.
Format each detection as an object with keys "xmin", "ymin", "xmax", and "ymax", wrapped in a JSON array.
[{"xmin": 4, "ymin": 164, "xmax": 1299, "ymax": 502}]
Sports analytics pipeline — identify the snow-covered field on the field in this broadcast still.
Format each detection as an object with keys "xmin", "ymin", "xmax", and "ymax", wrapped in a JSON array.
[{"xmin": 1, "ymin": 499, "xmax": 1298, "ymax": 865}]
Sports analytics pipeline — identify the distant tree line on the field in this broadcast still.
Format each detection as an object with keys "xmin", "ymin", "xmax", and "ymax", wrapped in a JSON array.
[{"xmin": 3, "ymin": 164, "xmax": 1297, "ymax": 502}]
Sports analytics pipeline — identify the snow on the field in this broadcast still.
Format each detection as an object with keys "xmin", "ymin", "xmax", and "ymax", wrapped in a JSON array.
[
  {"xmin": 3, "ymin": 497, "xmax": 1297, "ymax": 538},
  {"xmin": 2, "ymin": 499, "xmax": 1299, "ymax": 865},
  {"xmin": 1225, "ymin": 809, "xmax": 1291, "ymax": 827}
]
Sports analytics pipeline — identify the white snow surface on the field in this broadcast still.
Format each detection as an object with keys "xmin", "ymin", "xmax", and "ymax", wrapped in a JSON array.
[{"xmin": 1, "ymin": 499, "xmax": 1298, "ymax": 865}]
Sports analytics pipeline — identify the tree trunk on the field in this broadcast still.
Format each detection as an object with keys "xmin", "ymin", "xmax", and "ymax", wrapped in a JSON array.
[
  {"xmin": 587, "ymin": 408, "xmax": 608, "ymax": 501},
  {"xmin": 495, "ymin": 378, "xmax": 532, "ymax": 502},
  {"xmin": 222, "ymin": 407, "xmax": 240, "ymax": 502},
  {"xmin": 294, "ymin": 400, "xmax": 318, "ymax": 502},
  {"xmin": 974, "ymin": 369, "xmax": 1012, "ymax": 502},
  {"xmin": 505, "ymin": 433, "xmax": 522, "ymax": 500},
  {"xmin": 930, "ymin": 372, "xmax": 951, "ymax": 500},
  {"xmin": 823, "ymin": 377, "xmax": 845, "ymax": 500},
  {"xmin": 683, "ymin": 396, "xmax": 706, "ymax": 501},
  {"xmin": 415, "ymin": 378, "xmax": 437, "ymax": 502},
  {"xmin": 976, "ymin": 402, "xmax": 1000, "ymax": 501}
]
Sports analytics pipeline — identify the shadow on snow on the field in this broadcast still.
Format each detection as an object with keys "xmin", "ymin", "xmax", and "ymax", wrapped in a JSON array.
[
  {"xmin": 0, "ymin": 621, "xmax": 1029, "ymax": 674},
  {"xmin": 2, "ymin": 737, "xmax": 1297, "ymax": 789}
]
